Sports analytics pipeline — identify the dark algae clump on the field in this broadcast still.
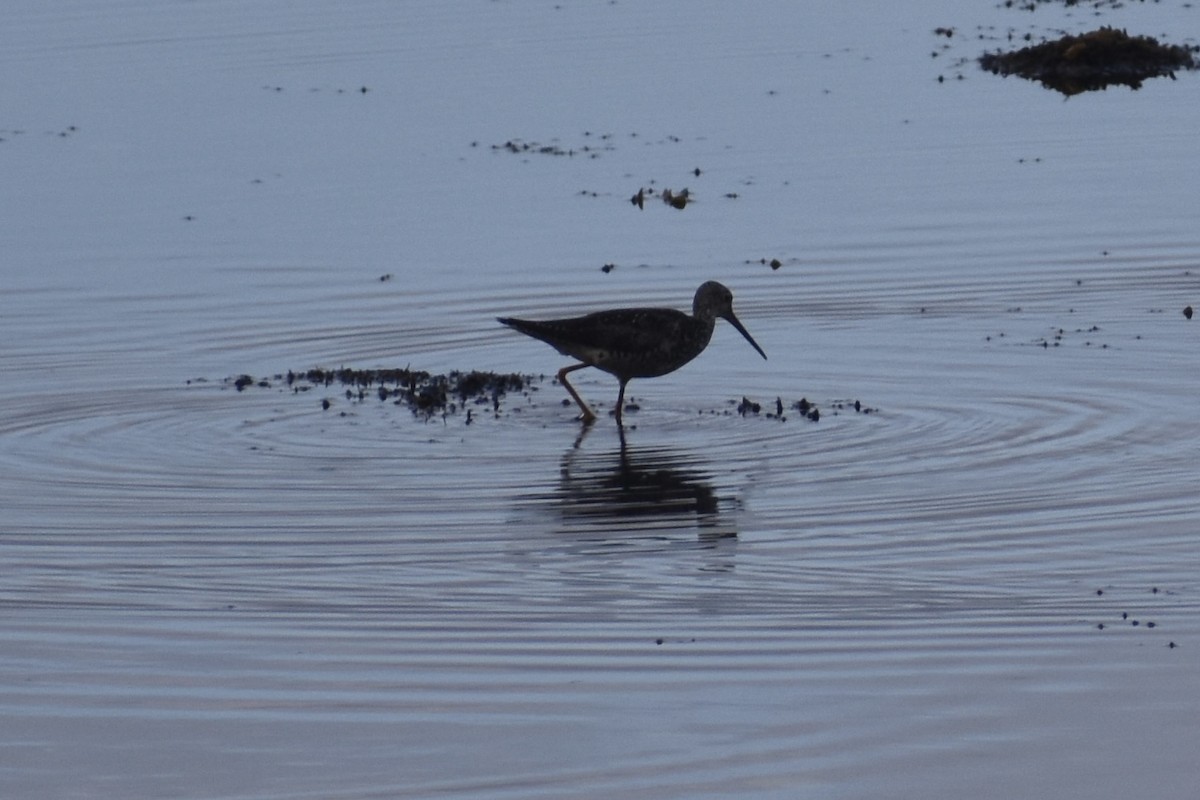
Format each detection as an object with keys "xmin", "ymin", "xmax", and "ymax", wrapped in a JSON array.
[
  {"xmin": 228, "ymin": 367, "xmax": 532, "ymax": 418},
  {"xmin": 979, "ymin": 27, "xmax": 1199, "ymax": 95}
]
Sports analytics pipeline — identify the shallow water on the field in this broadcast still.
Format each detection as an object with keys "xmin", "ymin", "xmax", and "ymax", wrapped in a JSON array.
[{"xmin": 3, "ymin": 1, "xmax": 1199, "ymax": 798}]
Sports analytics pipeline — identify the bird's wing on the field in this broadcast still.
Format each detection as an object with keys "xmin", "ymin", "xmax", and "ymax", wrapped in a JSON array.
[{"xmin": 578, "ymin": 308, "xmax": 685, "ymax": 353}]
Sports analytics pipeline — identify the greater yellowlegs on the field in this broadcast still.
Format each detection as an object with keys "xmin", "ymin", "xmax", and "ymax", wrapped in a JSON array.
[{"xmin": 498, "ymin": 281, "xmax": 766, "ymax": 424}]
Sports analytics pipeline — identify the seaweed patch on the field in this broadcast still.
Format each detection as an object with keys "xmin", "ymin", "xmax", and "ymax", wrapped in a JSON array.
[{"xmin": 979, "ymin": 27, "xmax": 1199, "ymax": 95}]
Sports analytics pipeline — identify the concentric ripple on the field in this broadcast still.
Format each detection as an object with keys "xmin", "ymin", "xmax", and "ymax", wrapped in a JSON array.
[{"xmin": 5, "ymin": 0, "xmax": 1200, "ymax": 796}]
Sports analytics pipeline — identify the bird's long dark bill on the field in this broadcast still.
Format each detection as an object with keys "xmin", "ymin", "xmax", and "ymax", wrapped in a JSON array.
[{"xmin": 726, "ymin": 313, "xmax": 767, "ymax": 360}]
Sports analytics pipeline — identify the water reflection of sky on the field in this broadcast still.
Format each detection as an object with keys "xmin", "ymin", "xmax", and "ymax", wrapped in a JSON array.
[{"xmin": 2, "ymin": 2, "xmax": 1200, "ymax": 798}]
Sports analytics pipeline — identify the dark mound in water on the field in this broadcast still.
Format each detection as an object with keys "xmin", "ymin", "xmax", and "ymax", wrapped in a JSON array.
[{"xmin": 979, "ymin": 27, "xmax": 1198, "ymax": 95}]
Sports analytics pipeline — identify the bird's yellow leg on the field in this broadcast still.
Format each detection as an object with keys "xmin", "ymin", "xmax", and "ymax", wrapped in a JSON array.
[{"xmin": 557, "ymin": 364, "xmax": 597, "ymax": 424}]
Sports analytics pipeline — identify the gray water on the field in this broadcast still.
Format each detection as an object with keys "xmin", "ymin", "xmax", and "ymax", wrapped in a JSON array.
[{"xmin": 2, "ymin": 2, "xmax": 1199, "ymax": 798}]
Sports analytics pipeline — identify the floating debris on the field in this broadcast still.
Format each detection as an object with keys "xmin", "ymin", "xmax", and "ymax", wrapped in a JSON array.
[
  {"xmin": 490, "ymin": 135, "xmax": 616, "ymax": 159},
  {"xmin": 794, "ymin": 398, "xmax": 820, "ymax": 422},
  {"xmin": 1005, "ymin": 0, "xmax": 1140, "ymax": 10},
  {"xmin": 979, "ymin": 27, "xmax": 1199, "ymax": 95},
  {"xmin": 723, "ymin": 395, "xmax": 875, "ymax": 423},
  {"xmin": 661, "ymin": 187, "xmax": 690, "ymax": 210},
  {"xmin": 744, "ymin": 256, "xmax": 799, "ymax": 272},
  {"xmin": 631, "ymin": 185, "xmax": 701, "ymax": 211},
  {"xmin": 737, "ymin": 396, "xmax": 761, "ymax": 416}
]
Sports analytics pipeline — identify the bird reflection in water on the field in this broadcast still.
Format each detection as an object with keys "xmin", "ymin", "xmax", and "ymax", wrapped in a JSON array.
[{"xmin": 552, "ymin": 426, "xmax": 738, "ymax": 549}]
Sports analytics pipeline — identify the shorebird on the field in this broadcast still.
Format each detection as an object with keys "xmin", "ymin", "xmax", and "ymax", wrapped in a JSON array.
[{"xmin": 498, "ymin": 281, "xmax": 767, "ymax": 424}]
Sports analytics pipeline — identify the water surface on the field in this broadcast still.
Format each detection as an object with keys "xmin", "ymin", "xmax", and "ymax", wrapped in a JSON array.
[{"xmin": 2, "ymin": 2, "xmax": 1199, "ymax": 798}]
